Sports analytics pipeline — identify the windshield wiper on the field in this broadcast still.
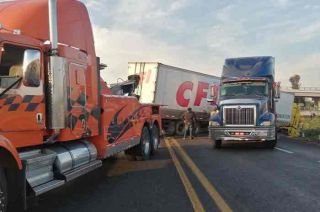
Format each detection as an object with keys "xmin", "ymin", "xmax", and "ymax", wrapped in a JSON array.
[{"xmin": 0, "ymin": 77, "xmax": 22, "ymax": 98}]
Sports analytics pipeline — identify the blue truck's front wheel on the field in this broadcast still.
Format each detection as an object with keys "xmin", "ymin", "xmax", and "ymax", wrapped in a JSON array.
[
  {"xmin": 214, "ymin": 140, "xmax": 222, "ymax": 149},
  {"xmin": 265, "ymin": 134, "xmax": 277, "ymax": 148}
]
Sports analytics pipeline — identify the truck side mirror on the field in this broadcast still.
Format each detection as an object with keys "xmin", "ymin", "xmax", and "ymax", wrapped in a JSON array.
[
  {"xmin": 274, "ymin": 82, "xmax": 280, "ymax": 99},
  {"xmin": 207, "ymin": 84, "xmax": 219, "ymax": 103},
  {"xmin": 22, "ymin": 49, "xmax": 41, "ymax": 87}
]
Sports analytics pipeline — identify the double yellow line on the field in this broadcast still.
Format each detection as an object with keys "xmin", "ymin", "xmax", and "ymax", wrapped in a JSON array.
[{"xmin": 165, "ymin": 138, "xmax": 232, "ymax": 212}]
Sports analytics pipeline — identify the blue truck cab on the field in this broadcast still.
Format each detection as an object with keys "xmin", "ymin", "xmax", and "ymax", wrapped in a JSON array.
[{"xmin": 208, "ymin": 56, "xmax": 280, "ymax": 148}]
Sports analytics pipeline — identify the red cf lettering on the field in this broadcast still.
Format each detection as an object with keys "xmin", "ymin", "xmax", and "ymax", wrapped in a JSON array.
[
  {"xmin": 176, "ymin": 81, "xmax": 193, "ymax": 107},
  {"xmin": 194, "ymin": 82, "xmax": 208, "ymax": 106}
]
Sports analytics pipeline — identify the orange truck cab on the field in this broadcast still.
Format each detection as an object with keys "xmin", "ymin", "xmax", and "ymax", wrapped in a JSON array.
[{"xmin": 0, "ymin": 0, "xmax": 162, "ymax": 211}]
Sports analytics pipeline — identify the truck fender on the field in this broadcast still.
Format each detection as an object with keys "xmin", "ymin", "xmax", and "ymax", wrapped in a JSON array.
[{"xmin": 0, "ymin": 135, "xmax": 22, "ymax": 170}]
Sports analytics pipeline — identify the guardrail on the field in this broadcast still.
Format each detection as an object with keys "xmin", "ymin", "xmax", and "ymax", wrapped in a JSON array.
[{"xmin": 282, "ymin": 87, "xmax": 320, "ymax": 91}]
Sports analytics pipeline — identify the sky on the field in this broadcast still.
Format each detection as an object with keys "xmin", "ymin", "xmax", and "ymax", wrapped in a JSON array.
[{"xmin": 82, "ymin": 0, "xmax": 320, "ymax": 87}]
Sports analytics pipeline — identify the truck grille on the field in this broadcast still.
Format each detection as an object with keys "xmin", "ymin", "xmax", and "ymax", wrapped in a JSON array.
[{"xmin": 223, "ymin": 105, "xmax": 255, "ymax": 126}]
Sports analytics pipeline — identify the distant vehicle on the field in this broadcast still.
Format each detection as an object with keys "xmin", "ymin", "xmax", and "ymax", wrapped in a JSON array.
[
  {"xmin": 276, "ymin": 91, "xmax": 295, "ymax": 131},
  {"xmin": 208, "ymin": 56, "xmax": 280, "ymax": 148},
  {"xmin": 128, "ymin": 62, "xmax": 220, "ymax": 136}
]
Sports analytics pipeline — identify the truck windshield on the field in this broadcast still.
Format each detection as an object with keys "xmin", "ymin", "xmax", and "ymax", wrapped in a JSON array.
[{"xmin": 220, "ymin": 81, "xmax": 268, "ymax": 97}]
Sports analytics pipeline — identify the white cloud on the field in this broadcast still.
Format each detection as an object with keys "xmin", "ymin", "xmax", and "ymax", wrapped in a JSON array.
[
  {"xmin": 272, "ymin": 0, "xmax": 290, "ymax": 8},
  {"xmin": 86, "ymin": 0, "xmax": 319, "ymax": 87},
  {"xmin": 93, "ymin": 25, "xmax": 222, "ymax": 84},
  {"xmin": 169, "ymin": 0, "xmax": 189, "ymax": 12},
  {"xmin": 83, "ymin": 0, "xmax": 103, "ymax": 9},
  {"xmin": 277, "ymin": 53, "xmax": 320, "ymax": 87}
]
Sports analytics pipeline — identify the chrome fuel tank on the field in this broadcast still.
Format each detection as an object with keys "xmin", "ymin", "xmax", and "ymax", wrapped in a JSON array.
[{"xmin": 44, "ymin": 140, "xmax": 97, "ymax": 174}]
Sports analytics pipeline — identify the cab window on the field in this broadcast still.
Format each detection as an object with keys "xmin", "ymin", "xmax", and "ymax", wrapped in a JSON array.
[{"xmin": 0, "ymin": 44, "xmax": 40, "ymax": 88}]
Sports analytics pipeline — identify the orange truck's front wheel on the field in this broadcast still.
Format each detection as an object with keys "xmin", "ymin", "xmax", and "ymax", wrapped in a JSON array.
[{"xmin": 0, "ymin": 168, "xmax": 7, "ymax": 212}]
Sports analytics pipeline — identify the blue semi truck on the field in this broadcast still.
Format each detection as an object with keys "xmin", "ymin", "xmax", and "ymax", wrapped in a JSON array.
[{"xmin": 208, "ymin": 56, "xmax": 280, "ymax": 148}]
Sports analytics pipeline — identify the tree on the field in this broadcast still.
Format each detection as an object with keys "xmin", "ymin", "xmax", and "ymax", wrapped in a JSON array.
[{"xmin": 289, "ymin": 74, "xmax": 301, "ymax": 89}]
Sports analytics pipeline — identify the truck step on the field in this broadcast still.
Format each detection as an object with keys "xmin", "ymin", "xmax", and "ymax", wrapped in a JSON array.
[
  {"xmin": 19, "ymin": 150, "xmax": 57, "ymax": 187},
  {"xmin": 61, "ymin": 160, "xmax": 102, "ymax": 182},
  {"xmin": 32, "ymin": 179, "xmax": 65, "ymax": 196}
]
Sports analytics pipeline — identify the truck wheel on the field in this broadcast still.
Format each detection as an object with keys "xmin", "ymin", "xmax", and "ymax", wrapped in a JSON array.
[
  {"xmin": 136, "ymin": 126, "xmax": 152, "ymax": 160},
  {"xmin": 175, "ymin": 121, "xmax": 185, "ymax": 136},
  {"xmin": 150, "ymin": 124, "xmax": 160, "ymax": 155},
  {"xmin": 266, "ymin": 133, "xmax": 277, "ymax": 148},
  {"xmin": 266, "ymin": 140, "xmax": 277, "ymax": 149},
  {"xmin": 0, "ymin": 169, "xmax": 7, "ymax": 212},
  {"xmin": 214, "ymin": 140, "xmax": 222, "ymax": 149},
  {"xmin": 163, "ymin": 120, "xmax": 175, "ymax": 136}
]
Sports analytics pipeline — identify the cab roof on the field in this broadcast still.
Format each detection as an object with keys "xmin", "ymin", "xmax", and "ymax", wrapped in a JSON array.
[
  {"xmin": 0, "ymin": 0, "xmax": 95, "ymax": 54},
  {"xmin": 222, "ymin": 56, "xmax": 275, "ymax": 81}
]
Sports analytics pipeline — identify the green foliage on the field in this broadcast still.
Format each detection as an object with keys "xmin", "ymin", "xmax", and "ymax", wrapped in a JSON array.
[
  {"xmin": 300, "ymin": 116, "xmax": 320, "ymax": 140},
  {"xmin": 301, "ymin": 116, "xmax": 320, "ymax": 129}
]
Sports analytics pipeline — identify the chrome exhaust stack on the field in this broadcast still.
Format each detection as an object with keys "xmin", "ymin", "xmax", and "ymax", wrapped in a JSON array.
[
  {"xmin": 47, "ymin": 0, "xmax": 67, "ymax": 131},
  {"xmin": 48, "ymin": 0, "xmax": 58, "ymax": 54}
]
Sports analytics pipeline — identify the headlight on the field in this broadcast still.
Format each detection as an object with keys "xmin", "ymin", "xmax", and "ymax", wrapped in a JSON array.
[
  {"xmin": 209, "ymin": 121, "xmax": 220, "ymax": 127},
  {"xmin": 260, "ymin": 121, "xmax": 272, "ymax": 126}
]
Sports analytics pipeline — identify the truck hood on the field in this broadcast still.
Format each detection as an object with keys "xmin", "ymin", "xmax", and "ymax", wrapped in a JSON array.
[{"xmin": 219, "ymin": 97, "xmax": 268, "ymax": 115}]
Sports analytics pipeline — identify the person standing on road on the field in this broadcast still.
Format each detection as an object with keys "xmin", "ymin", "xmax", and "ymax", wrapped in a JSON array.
[{"xmin": 182, "ymin": 107, "xmax": 197, "ymax": 140}]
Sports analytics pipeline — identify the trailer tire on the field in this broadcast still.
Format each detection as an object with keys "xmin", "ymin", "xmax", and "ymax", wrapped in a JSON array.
[
  {"xmin": 175, "ymin": 121, "xmax": 185, "ymax": 136},
  {"xmin": 135, "ymin": 126, "xmax": 152, "ymax": 160},
  {"xmin": 0, "ymin": 169, "xmax": 7, "ymax": 212},
  {"xmin": 214, "ymin": 140, "xmax": 222, "ymax": 149},
  {"xmin": 163, "ymin": 120, "xmax": 176, "ymax": 136},
  {"xmin": 150, "ymin": 124, "xmax": 160, "ymax": 155}
]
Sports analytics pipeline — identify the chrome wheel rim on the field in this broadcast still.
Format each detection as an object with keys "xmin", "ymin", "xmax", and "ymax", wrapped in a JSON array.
[{"xmin": 152, "ymin": 127, "xmax": 159, "ymax": 150}]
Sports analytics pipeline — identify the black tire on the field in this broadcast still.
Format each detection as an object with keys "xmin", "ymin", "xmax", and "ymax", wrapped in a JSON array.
[
  {"xmin": 135, "ymin": 126, "xmax": 152, "ymax": 160},
  {"xmin": 214, "ymin": 140, "xmax": 222, "ymax": 149},
  {"xmin": 266, "ymin": 140, "xmax": 277, "ymax": 149},
  {"xmin": 265, "ymin": 132, "xmax": 277, "ymax": 148},
  {"xmin": 269, "ymin": 140, "xmax": 277, "ymax": 149},
  {"xmin": 175, "ymin": 121, "xmax": 185, "ymax": 136},
  {"xmin": 163, "ymin": 120, "xmax": 175, "ymax": 136},
  {"xmin": 0, "ymin": 169, "xmax": 7, "ymax": 212},
  {"xmin": 150, "ymin": 124, "xmax": 160, "ymax": 155}
]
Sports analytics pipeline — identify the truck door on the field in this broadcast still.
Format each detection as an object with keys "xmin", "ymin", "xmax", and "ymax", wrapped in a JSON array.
[{"xmin": 68, "ymin": 63, "xmax": 87, "ymax": 137}]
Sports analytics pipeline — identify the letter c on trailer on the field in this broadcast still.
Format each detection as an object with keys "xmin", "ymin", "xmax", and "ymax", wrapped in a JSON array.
[{"xmin": 176, "ymin": 81, "xmax": 193, "ymax": 107}]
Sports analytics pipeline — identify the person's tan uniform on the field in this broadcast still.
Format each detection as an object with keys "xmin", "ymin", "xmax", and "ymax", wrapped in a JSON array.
[{"xmin": 182, "ymin": 109, "xmax": 196, "ymax": 139}]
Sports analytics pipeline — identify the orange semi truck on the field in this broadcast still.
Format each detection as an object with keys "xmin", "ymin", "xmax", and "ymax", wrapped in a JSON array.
[{"xmin": 0, "ymin": 0, "xmax": 162, "ymax": 211}]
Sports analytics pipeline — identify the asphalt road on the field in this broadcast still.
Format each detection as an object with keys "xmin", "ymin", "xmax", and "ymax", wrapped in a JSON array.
[{"xmin": 28, "ymin": 135, "xmax": 320, "ymax": 212}]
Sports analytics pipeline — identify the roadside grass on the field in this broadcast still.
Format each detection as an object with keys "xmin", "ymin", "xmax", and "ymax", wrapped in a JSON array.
[{"xmin": 300, "ymin": 116, "xmax": 320, "ymax": 141}]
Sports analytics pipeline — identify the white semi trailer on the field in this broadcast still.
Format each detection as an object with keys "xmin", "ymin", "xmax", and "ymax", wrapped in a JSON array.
[
  {"xmin": 128, "ymin": 62, "xmax": 220, "ymax": 136},
  {"xmin": 276, "ymin": 91, "xmax": 295, "ymax": 129}
]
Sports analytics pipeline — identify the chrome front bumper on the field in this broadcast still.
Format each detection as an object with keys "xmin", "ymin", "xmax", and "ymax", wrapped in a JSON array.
[{"xmin": 209, "ymin": 126, "xmax": 276, "ymax": 142}]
